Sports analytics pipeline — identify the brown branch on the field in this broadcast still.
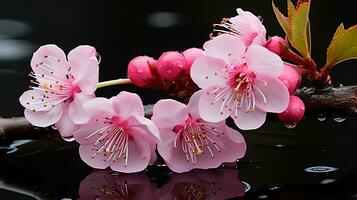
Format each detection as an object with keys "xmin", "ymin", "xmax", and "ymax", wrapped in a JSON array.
[
  {"xmin": 296, "ymin": 85, "xmax": 357, "ymax": 116},
  {"xmin": 1, "ymin": 86, "xmax": 357, "ymax": 140}
]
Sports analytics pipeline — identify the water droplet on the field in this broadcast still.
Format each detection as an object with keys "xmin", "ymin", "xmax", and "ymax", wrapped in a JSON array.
[
  {"xmin": 242, "ymin": 181, "xmax": 251, "ymax": 192},
  {"xmin": 61, "ymin": 198, "xmax": 72, "ymax": 200},
  {"xmin": 333, "ymin": 117, "xmax": 346, "ymax": 123},
  {"xmin": 304, "ymin": 166, "xmax": 338, "ymax": 173},
  {"xmin": 284, "ymin": 122, "xmax": 297, "ymax": 129},
  {"xmin": 62, "ymin": 136, "xmax": 75, "ymax": 142},
  {"xmin": 270, "ymin": 186, "xmax": 281, "ymax": 191},
  {"xmin": 51, "ymin": 125, "xmax": 58, "ymax": 130},
  {"xmin": 317, "ymin": 114, "xmax": 326, "ymax": 122},
  {"xmin": 320, "ymin": 178, "xmax": 336, "ymax": 184},
  {"xmin": 257, "ymin": 15, "xmax": 264, "ymax": 22},
  {"xmin": 95, "ymin": 52, "xmax": 101, "ymax": 64}
]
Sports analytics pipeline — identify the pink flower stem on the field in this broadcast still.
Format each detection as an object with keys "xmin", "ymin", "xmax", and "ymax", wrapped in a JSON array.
[
  {"xmin": 97, "ymin": 78, "xmax": 132, "ymax": 89},
  {"xmin": 282, "ymin": 49, "xmax": 317, "ymax": 71}
]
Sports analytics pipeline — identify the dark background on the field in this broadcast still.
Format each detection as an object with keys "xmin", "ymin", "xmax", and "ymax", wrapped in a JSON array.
[{"xmin": 0, "ymin": 0, "xmax": 356, "ymax": 199}]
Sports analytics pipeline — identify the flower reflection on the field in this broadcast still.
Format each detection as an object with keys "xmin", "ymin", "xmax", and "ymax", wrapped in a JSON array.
[
  {"xmin": 79, "ymin": 169, "xmax": 245, "ymax": 200},
  {"xmin": 79, "ymin": 170, "xmax": 157, "ymax": 200},
  {"xmin": 157, "ymin": 169, "xmax": 245, "ymax": 199}
]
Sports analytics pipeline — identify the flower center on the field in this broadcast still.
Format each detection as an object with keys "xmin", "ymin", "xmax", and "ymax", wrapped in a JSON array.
[
  {"xmin": 86, "ymin": 116, "xmax": 130, "ymax": 167},
  {"xmin": 207, "ymin": 65, "xmax": 268, "ymax": 117},
  {"xmin": 173, "ymin": 118, "xmax": 223, "ymax": 165},
  {"xmin": 27, "ymin": 55, "xmax": 80, "ymax": 112}
]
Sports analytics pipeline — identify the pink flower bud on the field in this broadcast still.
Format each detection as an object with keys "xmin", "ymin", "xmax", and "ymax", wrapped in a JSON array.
[
  {"xmin": 127, "ymin": 56, "xmax": 157, "ymax": 88},
  {"xmin": 265, "ymin": 36, "xmax": 289, "ymax": 56},
  {"xmin": 182, "ymin": 48, "xmax": 204, "ymax": 75},
  {"xmin": 278, "ymin": 96, "xmax": 305, "ymax": 124},
  {"xmin": 278, "ymin": 63, "xmax": 302, "ymax": 94},
  {"xmin": 157, "ymin": 51, "xmax": 186, "ymax": 81}
]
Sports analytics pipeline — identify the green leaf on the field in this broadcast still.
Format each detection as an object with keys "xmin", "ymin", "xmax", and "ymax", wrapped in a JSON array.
[
  {"xmin": 272, "ymin": 1, "xmax": 290, "ymax": 36},
  {"xmin": 289, "ymin": 0, "xmax": 311, "ymax": 58},
  {"xmin": 326, "ymin": 24, "xmax": 357, "ymax": 68}
]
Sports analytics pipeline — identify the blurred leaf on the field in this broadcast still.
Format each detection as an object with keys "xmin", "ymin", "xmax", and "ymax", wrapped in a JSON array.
[
  {"xmin": 272, "ymin": 1, "xmax": 290, "ymax": 36},
  {"xmin": 272, "ymin": 0, "xmax": 311, "ymax": 58},
  {"xmin": 326, "ymin": 24, "xmax": 357, "ymax": 68},
  {"xmin": 290, "ymin": 1, "xmax": 311, "ymax": 58}
]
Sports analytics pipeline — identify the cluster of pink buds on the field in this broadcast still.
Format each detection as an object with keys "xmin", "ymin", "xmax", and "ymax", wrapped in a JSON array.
[
  {"xmin": 265, "ymin": 36, "xmax": 306, "ymax": 125},
  {"xmin": 127, "ymin": 48, "xmax": 204, "ymax": 100}
]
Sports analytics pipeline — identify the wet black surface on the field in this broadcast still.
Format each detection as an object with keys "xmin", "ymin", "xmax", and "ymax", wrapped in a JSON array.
[{"xmin": 0, "ymin": 0, "xmax": 356, "ymax": 199}]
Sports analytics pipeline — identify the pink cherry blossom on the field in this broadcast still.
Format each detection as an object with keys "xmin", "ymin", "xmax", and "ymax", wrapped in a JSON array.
[
  {"xmin": 151, "ymin": 91, "xmax": 246, "ymax": 173},
  {"xmin": 214, "ymin": 8, "xmax": 266, "ymax": 46},
  {"xmin": 74, "ymin": 91, "xmax": 160, "ymax": 173},
  {"xmin": 79, "ymin": 170, "xmax": 157, "ymax": 200},
  {"xmin": 19, "ymin": 45, "xmax": 99, "ymax": 137},
  {"xmin": 191, "ymin": 34, "xmax": 289, "ymax": 130}
]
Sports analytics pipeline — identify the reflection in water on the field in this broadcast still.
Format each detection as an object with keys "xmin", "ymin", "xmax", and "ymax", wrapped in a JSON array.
[
  {"xmin": 79, "ymin": 170, "xmax": 157, "ymax": 200},
  {"xmin": 304, "ymin": 166, "xmax": 338, "ymax": 173},
  {"xmin": 147, "ymin": 12, "xmax": 183, "ymax": 28},
  {"xmin": 320, "ymin": 178, "xmax": 336, "ymax": 184},
  {"xmin": 79, "ymin": 169, "xmax": 244, "ymax": 199},
  {"xmin": 0, "ymin": 39, "xmax": 35, "ymax": 61},
  {"xmin": 242, "ymin": 181, "xmax": 251, "ymax": 192},
  {"xmin": 157, "ymin": 169, "xmax": 244, "ymax": 200},
  {"xmin": 0, "ymin": 19, "xmax": 31, "ymax": 38}
]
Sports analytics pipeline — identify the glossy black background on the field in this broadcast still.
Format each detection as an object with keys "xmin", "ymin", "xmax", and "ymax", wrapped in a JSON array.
[{"xmin": 0, "ymin": 0, "xmax": 356, "ymax": 199}]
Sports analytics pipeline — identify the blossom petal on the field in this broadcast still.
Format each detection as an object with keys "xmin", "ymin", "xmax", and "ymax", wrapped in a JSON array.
[
  {"xmin": 203, "ymin": 34, "xmax": 245, "ymax": 65},
  {"xmin": 30, "ymin": 44, "xmax": 67, "ymax": 74},
  {"xmin": 112, "ymin": 91, "xmax": 144, "ymax": 119},
  {"xmin": 55, "ymin": 107, "xmax": 79, "ymax": 138},
  {"xmin": 245, "ymin": 45, "xmax": 283, "ymax": 77},
  {"xmin": 190, "ymin": 56, "xmax": 228, "ymax": 89},
  {"xmin": 73, "ymin": 121, "xmax": 110, "ymax": 144},
  {"xmin": 187, "ymin": 90, "xmax": 202, "ymax": 120},
  {"xmin": 164, "ymin": 143, "xmax": 195, "ymax": 173},
  {"xmin": 127, "ymin": 115, "xmax": 161, "ymax": 144},
  {"xmin": 156, "ymin": 130, "xmax": 177, "ymax": 162},
  {"xmin": 82, "ymin": 97, "xmax": 115, "ymax": 119},
  {"xmin": 219, "ymin": 127, "xmax": 246, "ymax": 162},
  {"xmin": 68, "ymin": 45, "xmax": 99, "ymax": 95},
  {"xmin": 79, "ymin": 144, "xmax": 110, "ymax": 169},
  {"xmin": 68, "ymin": 93, "xmax": 92, "ymax": 124},
  {"xmin": 152, "ymin": 99, "xmax": 188, "ymax": 130},
  {"xmin": 254, "ymin": 74, "xmax": 290, "ymax": 113},
  {"xmin": 24, "ymin": 104, "xmax": 63, "ymax": 127},
  {"xmin": 230, "ymin": 8, "xmax": 267, "ymax": 46},
  {"xmin": 110, "ymin": 140, "xmax": 150, "ymax": 173},
  {"xmin": 232, "ymin": 107, "xmax": 267, "ymax": 130},
  {"xmin": 19, "ymin": 90, "xmax": 50, "ymax": 111},
  {"xmin": 199, "ymin": 87, "xmax": 232, "ymax": 123}
]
